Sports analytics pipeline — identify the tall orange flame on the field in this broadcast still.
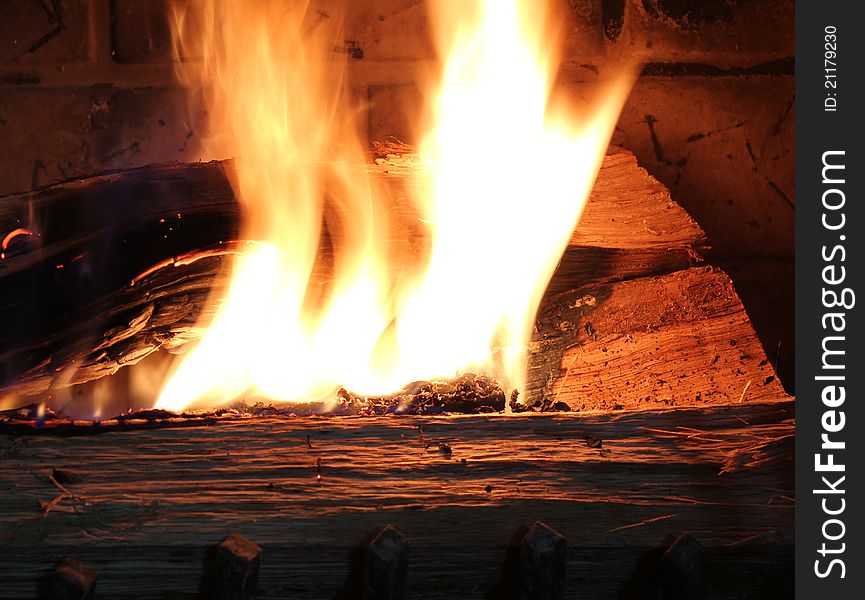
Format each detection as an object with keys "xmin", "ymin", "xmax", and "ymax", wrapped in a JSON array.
[{"xmin": 157, "ymin": 0, "xmax": 632, "ymax": 411}]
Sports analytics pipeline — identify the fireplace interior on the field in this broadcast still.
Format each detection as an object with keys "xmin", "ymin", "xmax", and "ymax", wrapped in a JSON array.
[{"xmin": 0, "ymin": 1, "xmax": 794, "ymax": 598}]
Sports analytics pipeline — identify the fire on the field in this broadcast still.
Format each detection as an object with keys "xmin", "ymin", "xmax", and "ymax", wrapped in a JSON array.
[{"xmin": 157, "ymin": 0, "xmax": 632, "ymax": 411}]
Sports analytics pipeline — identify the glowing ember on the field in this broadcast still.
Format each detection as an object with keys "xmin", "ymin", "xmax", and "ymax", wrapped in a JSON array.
[
  {"xmin": 1, "ymin": 228, "xmax": 34, "ymax": 259},
  {"xmin": 130, "ymin": 243, "xmax": 247, "ymax": 286},
  {"xmin": 157, "ymin": 0, "xmax": 632, "ymax": 411}
]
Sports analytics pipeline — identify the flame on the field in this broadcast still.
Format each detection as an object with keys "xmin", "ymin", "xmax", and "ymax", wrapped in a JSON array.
[{"xmin": 157, "ymin": 0, "xmax": 632, "ymax": 411}]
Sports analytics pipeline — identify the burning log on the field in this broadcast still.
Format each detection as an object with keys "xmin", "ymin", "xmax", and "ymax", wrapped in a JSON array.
[{"xmin": 0, "ymin": 148, "xmax": 710, "ymax": 402}]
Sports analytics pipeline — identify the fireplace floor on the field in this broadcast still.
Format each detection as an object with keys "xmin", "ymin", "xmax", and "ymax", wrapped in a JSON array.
[{"xmin": 0, "ymin": 401, "xmax": 793, "ymax": 598}]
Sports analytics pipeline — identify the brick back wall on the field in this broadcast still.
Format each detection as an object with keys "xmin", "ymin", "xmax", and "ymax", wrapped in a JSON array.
[{"xmin": 0, "ymin": 0, "xmax": 795, "ymax": 390}]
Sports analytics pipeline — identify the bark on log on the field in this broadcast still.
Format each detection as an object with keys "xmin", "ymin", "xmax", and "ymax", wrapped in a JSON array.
[{"xmin": 0, "ymin": 148, "xmax": 712, "ymax": 400}]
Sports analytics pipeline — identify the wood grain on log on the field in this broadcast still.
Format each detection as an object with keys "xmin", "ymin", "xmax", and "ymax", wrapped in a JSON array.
[
  {"xmin": 528, "ymin": 266, "xmax": 789, "ymax": 410},
  {"xmin": 0, "ymin": 402, "xmax": 793, "ymax": 599}
]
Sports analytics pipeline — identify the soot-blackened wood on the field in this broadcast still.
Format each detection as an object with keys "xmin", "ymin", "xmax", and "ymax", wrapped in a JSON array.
[
  {"xmin": 0, "ymin": 403, "xmax": 793, "ymax": 599},
  {"xmin": 0, "ymin": 159, "xmax": 240, "ymax": 397},
  {"xmin": 0, "ymin": 149, "xmax": 706, "ymax": 398}
]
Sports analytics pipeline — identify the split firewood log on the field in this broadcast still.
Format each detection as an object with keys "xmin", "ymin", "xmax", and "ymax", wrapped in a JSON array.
[{"xmin": 1, "ymin": 147, "xmax": 769, "ymax": 410}]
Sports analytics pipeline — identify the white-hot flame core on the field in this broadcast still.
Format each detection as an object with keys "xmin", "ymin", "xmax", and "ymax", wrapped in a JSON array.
[{"xmin": 156, "ymin": 0, "xmax": 632, "ymax": 411}]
